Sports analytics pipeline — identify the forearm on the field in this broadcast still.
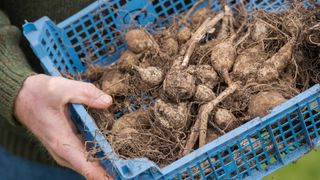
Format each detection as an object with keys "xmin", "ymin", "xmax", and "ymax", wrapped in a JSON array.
[{"xmin": 0, "ymin": 10, "xmax": 36, "ymax": 125}]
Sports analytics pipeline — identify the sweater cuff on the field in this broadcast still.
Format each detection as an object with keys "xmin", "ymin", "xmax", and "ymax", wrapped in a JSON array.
[
  {"xmin": 0, "ymin": 24, "xmax": 37, "ymax": 126},
  {"xmin": 0, "ymin": 72, "xmax": 36, "ymax": 126}
]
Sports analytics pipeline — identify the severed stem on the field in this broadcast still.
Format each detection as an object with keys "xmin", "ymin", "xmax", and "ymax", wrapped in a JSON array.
[
  {"xmin": 175, "ymin": 0, "xmax": 206, "ymax": 30},
  {"xmin": 183, "ymin": 82, "xmax": 239, "ymax": 155},
  {"xmin": 217, "ymin": 5, "xmax": 234, "ymax": 39},
  {"xmin": 208, "ymin": 120, "xmax": 226, "ymax": 135},
  {"xmin": 198, "ymin": 82, "xmax": 239, "ymax": 147},
  {"xmin": 181, "ymin": 12, "xmax": 225, "ymax": 67}
]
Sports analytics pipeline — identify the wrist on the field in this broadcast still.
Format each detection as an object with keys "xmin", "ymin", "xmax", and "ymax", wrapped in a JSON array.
[{"xmin": 14, "ymin": 74, "xmax": 42, "ymax": 125}]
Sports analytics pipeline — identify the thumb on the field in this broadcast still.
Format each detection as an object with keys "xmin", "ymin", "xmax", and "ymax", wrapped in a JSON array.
[{"xmin": 63, "ymin": 79, "xmax": 112, "ymax": 109}]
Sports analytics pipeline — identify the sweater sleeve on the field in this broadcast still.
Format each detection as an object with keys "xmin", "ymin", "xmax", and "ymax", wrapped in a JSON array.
[{"xmin": 0, "ymin": 10, "xmax": 36, "ymax": 125}]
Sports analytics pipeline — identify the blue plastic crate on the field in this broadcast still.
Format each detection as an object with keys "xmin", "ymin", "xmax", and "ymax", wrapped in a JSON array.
[{"xmin": 22, "ymin": 0, "xmax": 320, "ymax": 179}]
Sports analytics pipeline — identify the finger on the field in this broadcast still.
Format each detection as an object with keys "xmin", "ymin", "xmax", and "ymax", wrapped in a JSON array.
[
  {"xmin": 61, "ymin": 78, "xmax": 112, "ymax": 109},
  {"xmin": 55, "ymin": 134, "xmax": 109, "ymax": 180}
]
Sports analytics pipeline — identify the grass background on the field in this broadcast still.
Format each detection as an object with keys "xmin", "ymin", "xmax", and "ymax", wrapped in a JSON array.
[{"xmin": 264, "ymin": 148, "xmax": 320, "ymax": 180}]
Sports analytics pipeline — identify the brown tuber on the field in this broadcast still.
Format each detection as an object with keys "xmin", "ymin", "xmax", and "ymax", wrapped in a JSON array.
[
  {"xmin": 177, "ymin": 27, "xmax": 192, "ymax": 43},
  {"xmin": 125, "ymin": 29, "xmax": 154, "ymax": 54},
  {"xmin": 194, "ymin": 84, "xmax": 216, "ymax": 102},
  {"xmin": 196, "ymin": 65, "xmax": 219, "ymax": 88},
  {"xmin": 116, "ymin": 128, "xmax": 139, "ymax": 140},
  {"xmin": 133, "ymin": 66, "xmax": 164, "ymax": 87},
  {"xmin": 248, "ymin": 91, "xmax": 286, "ymax": 118},
  {"xmin": 214, "ymin": 108, "xmax": 237, "ymax": 130},
  {"xmin": 191, "ymin": 8, "xmax": 213, "ymax": 29},
  {"xmin": 116, "ymin": 50, "xmax": 139, "ymax": 72},
  {"xmin": 101, "ymin": 70, "xmax": 128, "ymax": 96},
  {"xmin": 251, "ymin": 20, "xmax": 268, "ymax": 41},
  {"xmin": 154, "ymin": 99, "xmax": 188, "ymax": 129},
  {"xmin": 257, "ymin": 38, "xmax": 295, "ymax": 82},
  {"xmin": 111, "ymin": 109, "xmax": 150, "ymax": 135},
  {"xmin": 90, "ymin": 109, "xmax": 115, "ymax": 131},
  {"xmin": 211, "ymin": 37, "xmax": 237, "ymax": 77},
  {"xmin": 163, "ymin": 70, "xmax": 196, "ymax": 100},
  {"xmin": 161, "ymin": 37, "xmax": 179, "ymax": 56},
  {"xmin": 111, "ymin": 127, "xmax": 140, "ymax": 149},
  {"xmin": 233, "ymin": 46, "xmax": 267, "ymax": 79},
  {"xmin": 188, "ymin": 65, "xmax": 219, "ymax": 88}
]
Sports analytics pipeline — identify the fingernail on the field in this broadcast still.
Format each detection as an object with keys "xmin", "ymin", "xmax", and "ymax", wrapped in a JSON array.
[{"xmin": 99, "ymin": 94, "xmax": 112, "ymax": 105}]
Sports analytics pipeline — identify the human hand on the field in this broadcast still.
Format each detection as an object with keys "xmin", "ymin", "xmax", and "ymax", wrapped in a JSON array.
[{"xmin": 14, "ymin": 74, "xmax": 113, "ymax": 180}]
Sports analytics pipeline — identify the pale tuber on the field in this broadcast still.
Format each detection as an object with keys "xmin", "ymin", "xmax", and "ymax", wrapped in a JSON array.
[
  {"xmin": 211, "ymin": 35, "xmax": 237, "ymax": 85},
  {"xmin": 195, "ymin": 65, "xmax": 219, "ymax": 88},
  {"xmin": 257, "ymin": 38, "xmax": 295, "ymax": 82},
  {"xmin": 161, "ymin": 37, "xmax": 179, "ymax": 56},
  {"xmin": 248, "ymin": 91, "xmax": 286, "ymax": 118},
  {"xmin": 187, "ymin": 65, "xmax": 219, "ymax": 88},
  {"xmin": 133, "ymin": 66, "xmax": 164, "ymax": 87},
  {"xmin": 191, "ymin": 7, "xmax": 213, "ymax": 29},
  {"xmin": 214, "ymin": 108, "xmax": 237, "ymax": 130},
  {"xmin": 125, "ymin": 29, "xmax": 154, "ymax": 54},
  {"xmin": 194, "ymin": 84, "xmax": 216, "ymax": 102},
  {"xmin": 101, "ymin": 70, "xmax": 128, "ymax": 96},
  {"xmin": 163, "ymin": 70, "xmax": 196, "ymax": 100},
  {"xmin": 177, "ymin": 27, "xmax": 192, "ymax": 43},
  {"xmin": 154, "ymin": 99, "xmax": 188, "ymax": 129},
  {"xmin": 111, "ymin": 109, "xmax": 150, "ymax": 134},
  {"xmin": 116, "ymin": 50, "xmax": 140, "ymax": 72},
  {"xmin": 251, "ymin": 20, "xmax": 268, "ymax": 41},
  {"xmin": 233, "ymin": 46, "xmax": 267, "ymax": 79}
]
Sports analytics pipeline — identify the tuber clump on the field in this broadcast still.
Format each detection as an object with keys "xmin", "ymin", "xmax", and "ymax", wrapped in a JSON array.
[{"xmin": 80, "ymin": 2, "xmax": 319, "ymax": 168}]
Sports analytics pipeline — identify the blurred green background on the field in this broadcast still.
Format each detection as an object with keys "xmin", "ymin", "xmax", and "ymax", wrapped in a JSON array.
[{"xmin": 264, "ymin": 148, "xmax": 320, "ymax": 180}]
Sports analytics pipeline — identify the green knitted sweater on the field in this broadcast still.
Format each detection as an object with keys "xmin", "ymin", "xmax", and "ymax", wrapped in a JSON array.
[{"xmin": 0, "ymin": 0, "xmax": 94, "ymax": 164}]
